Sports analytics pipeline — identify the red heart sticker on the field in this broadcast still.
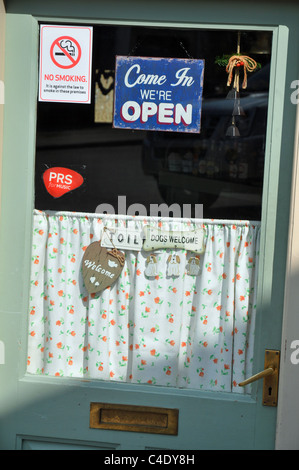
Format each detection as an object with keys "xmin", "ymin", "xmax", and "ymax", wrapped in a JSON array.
[{"xmin": 43, "ymin": 167, "xmax": 84, "ymax": 198}]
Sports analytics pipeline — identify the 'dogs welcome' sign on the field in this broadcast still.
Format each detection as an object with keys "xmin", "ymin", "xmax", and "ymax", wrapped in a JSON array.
[{"xmin": 113, "ymin": 56, "xmax": 204, "ymax": 133}]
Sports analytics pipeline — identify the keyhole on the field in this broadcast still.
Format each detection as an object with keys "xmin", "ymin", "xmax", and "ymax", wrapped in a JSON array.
[{"xmin": 268, "ymin": 386, "xmax": 272, "ymax": 396}]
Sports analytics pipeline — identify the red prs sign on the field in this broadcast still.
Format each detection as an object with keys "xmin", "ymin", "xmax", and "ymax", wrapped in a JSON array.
[{"xmin": 43, "ymin": 167, "xmax": 84, "ymax": 198}]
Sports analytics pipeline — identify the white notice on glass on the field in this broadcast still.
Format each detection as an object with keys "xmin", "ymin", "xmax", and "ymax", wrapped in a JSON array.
[{"xmin": 39, "ymin": 24, "xmax": 93, "ymax": 104}]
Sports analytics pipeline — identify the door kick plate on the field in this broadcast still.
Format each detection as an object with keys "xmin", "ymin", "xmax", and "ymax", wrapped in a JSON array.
[{"xmin": 90, "ymin": 402, "xmax": 179, "ymax": 435}]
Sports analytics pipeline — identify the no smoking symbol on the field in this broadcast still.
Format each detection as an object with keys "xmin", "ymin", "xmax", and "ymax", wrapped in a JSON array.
[{"xmin": 50, "ymin": 36, "xmax": 82, "ymax": 69}]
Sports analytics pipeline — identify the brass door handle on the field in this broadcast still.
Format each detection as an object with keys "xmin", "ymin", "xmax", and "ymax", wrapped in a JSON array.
[
  {"xmin": 238, "ymin": 366, "xmax": 275, "ymax": 387},
  {"xmin": 238, "ymin": 349, "xmax": 280, "ymax": 407}
]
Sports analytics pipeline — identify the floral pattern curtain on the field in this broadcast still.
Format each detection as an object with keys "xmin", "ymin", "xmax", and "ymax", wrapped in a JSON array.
[{"xmin": 27, "ymin": 210, "xmax": 260, "ymax": 394}]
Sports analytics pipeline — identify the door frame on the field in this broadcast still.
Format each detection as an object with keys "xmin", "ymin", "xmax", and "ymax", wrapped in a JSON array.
[
  {"xmin": 0, "ymin": 12, "xmax": 292, "ymax": 449},
  {"xmin": 0, "ymin": 0, "xmax": 5, "ymax": 216},
  {"xmin": 276, "ymin": 94, "xmax": 299, "ymax": 450}
]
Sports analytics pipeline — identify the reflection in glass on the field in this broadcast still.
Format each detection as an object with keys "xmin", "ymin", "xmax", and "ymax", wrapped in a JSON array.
[{"xmin": 35, "ymin": 26, "xmax": 271, "ymax": 221}]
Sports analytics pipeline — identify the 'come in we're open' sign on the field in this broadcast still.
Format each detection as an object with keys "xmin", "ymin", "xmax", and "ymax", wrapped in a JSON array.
[{"xmin": 113, "ymin": 56, "xmax": 205, "ymax": 133}]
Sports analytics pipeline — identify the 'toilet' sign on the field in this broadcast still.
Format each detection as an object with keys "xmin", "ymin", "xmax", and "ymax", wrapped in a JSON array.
[{"xmin": 113, "ymin": 56, "xmax": 204, "ymax": 133}]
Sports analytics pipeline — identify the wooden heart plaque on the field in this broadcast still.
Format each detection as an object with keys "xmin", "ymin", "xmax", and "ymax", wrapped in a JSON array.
[{"xmin": 82, "ymin": 242, "xmax": 125, "ymax": 294}]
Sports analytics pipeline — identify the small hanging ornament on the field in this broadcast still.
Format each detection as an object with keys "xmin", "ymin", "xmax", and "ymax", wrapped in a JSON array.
[
  {"xmin": 226, "ymin": 86, "xmax": 239, "ymax": 100},
  {"xmin": 226, "ymin": 116, "xmax": 240, "ymax": 137},
  {"xmin": 226, "ymin": 54, "xmax": 258, "ymax": 93},
  {"xmin": 167, "ymin": 253, "xmax": 180, "ymax": 277},
  {"xmin": 225, "ymin": 31, "xmax": 258, "ymax": 94},
  {"xmin": 215, "ymin": 32, "xmax": 260, "ymax": 137},
  {"xmin": 186, "ymin": 256, "xmax": 201, "ymax": 276},
  {"xmin": 144, "ymin": 254, "xmax": 158, "ymax": 278},
  {"xmin": 232, "ymin": 96, "xmax": 246, "ymax": 117},
  {"xmin": 82, "ymin": 243, "xmax": 125, "ymax": 294},
  {"xmin": 82, "ymin": 228, "xmax": 125, "ymax": 294}
]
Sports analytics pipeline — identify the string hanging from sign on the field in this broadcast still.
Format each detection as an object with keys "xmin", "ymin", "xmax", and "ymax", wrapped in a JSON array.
[
  {"xmin": 178, "ymin": 40, "xmax": 194, "ymax": 60},
  {"xmin": 107, "ymin": 247, "xmax": 125, "ymax": 267},
  {"xmin": 127, "ymin": 35, "xmax": 194, "ymax": 60},
  {"xmin": 103, "ymin": 227, "xmax": 126, "ymax": 266},
  {"xmin": 127, "ymin": 37, "xmax": 146, "ymax": 57}
]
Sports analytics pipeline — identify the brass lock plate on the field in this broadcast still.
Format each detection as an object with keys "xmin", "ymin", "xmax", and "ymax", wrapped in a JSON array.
[{"xmin": 263, "ymin": 349, "xmax": 280, "ymax": 407}]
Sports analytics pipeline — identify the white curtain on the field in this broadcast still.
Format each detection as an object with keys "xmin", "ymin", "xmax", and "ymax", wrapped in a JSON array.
[{"xmin": 27, "ymin": 210, "xmax": 260, "ymax": 393}]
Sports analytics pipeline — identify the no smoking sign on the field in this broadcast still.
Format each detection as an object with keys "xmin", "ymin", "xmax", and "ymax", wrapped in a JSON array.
[
  {"xmin": 50, "ymin": 36, "xmax": 82, "ymax": 69},
  {"xmin": 39, "ymin": 25, "xmax": 93, "ymax": 103}
]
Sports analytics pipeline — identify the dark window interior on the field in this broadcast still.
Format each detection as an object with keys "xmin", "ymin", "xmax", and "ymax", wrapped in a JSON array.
[{"xmin": 35, "ymin": 24, "xmax": 272, "ymax": 220}]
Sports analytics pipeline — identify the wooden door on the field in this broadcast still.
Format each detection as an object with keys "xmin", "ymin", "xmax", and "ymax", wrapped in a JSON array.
[{"xmin": 0, "ymin": 9, "xmax": 293, "ymax": 450}]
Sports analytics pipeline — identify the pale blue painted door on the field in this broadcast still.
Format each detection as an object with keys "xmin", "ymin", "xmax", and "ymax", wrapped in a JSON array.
[{"xmin": 0, "ymin": 5, "xmax": 295, "ymax": 450}]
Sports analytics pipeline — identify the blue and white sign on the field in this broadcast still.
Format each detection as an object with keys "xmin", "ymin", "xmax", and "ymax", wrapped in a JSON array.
[{"xmin": 113, "ymin": 56, "xmax": 204, "ymax": 133}]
